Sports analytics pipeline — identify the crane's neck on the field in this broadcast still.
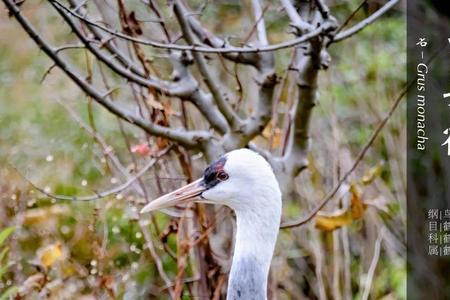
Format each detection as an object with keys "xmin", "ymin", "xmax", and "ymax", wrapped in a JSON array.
[{"xmin": 226, "ymin": 204, "xmax": 281, "ymax": 300}]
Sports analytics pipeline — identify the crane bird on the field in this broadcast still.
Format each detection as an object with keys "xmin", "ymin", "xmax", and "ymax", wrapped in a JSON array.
[{"xmin": 141, "ymin": 148, "xmax": 281, "ymax": 300}]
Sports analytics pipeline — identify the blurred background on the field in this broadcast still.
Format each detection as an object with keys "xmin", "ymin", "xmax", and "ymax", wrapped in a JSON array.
[{"xmin": 0, "ymin": 0, "xmax": 405, "ymax": 299}]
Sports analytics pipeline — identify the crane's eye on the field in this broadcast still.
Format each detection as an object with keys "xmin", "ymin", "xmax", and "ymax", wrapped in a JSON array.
[{"xmin": 216, "ymin": 170, "xmax": 229, "ymax": 181}]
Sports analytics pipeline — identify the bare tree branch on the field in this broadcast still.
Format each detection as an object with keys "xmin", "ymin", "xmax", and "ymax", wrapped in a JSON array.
[
  {"xmin": 52, "ymin": 1, "xmax": 194, "ymax": 97},
  {"xmin": 239, "ymin": 69, "xmax": 277, "ymax": 142},
  {"xmin": 54, "ymin": 43, "xmax": 86, "ymax": 53},
  {"xmin": 334, "ymin": 0, "xmax": 369, "ymax": 36},
  {"xmin": 332, "ymin": 0, "xmax": 400, "ymax": 43},
  {"xmin": 69, "ymin": 0, "xmax": 147, "ymax": 77},
  {"xmin": 50, "ymin": 0, "xmax": 335, "ymax": 54},
  {"xmin": 281, "ymin": 0, "xmax": 313, "ymax": 34},
  {"xmin": 281, "ymin": 3, "xmax": 335, "ymax": 176},
  {"xmin": 53, "ymin": 1, "xmax": 229, "ymax": 134},
  {"xmin": 80, "ymin": 0, "xmax": 230, "ymax": 134},
  {"xmin": 140, "ymin": 223, "xmax": 176, "ymax": 297},
  {"xmin": 229, "ymin": 0, "xmax": 277, "ymax": 147},
  {"xmin": 188, "ymin": 15, "xmax": 259, "ymax": 65},
  {"xmin": 3, "ymin": 0, "xmax": 211, "ymax": 148},
  {"xmin": 314, "ymin": 0, "xmax": 330, "ymax": 20},
  {"xmin": 251, "ymin": 0, "xmax": 269, "ymax": 46},
  {"xmin": 10, "ymin": 147, "xmax": 172, "ymax": 202},
  {"xmin": 361, "ymin": 228, "xmax": 385, "ymax": 300},
  {"xmin": 59, "ymin": 99, "xmax": 145, "ymax": 195},
  {"xmin": 280, "ymin": 85, "xmax": 408, "ymax": 229},
  {"xmin": 173, "ymin": 0, "xmax": 240, "ymax": 129},
  {"xmin": 280, "ymin": 41, "xmax": 445, "ymax": 229}
]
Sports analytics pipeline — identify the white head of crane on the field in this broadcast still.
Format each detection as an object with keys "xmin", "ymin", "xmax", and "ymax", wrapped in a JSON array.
[{"xmin": 141, "ymin": 148, "xmax": 282, "ymax": 300}]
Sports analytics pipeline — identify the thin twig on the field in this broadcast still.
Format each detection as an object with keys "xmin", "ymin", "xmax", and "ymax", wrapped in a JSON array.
[
  {"xmin": 140, "ymin": 223, "xmax": 175, "ymax": 297},
  {"xmin": 314, "ymin": 0, "xmax": 330, "ymax": 19},
  {"xmin": 246, "ymin": 0, "xmax": 270, "ymax": 45},
  {"xmin": 51, "ymin": 2, "xmax": 194, "ymax": 97},
  {"xmin": 361, "ymin": 228, "xmax": 385, "ymax": 300},
  {"xmin": 54, "ymin": 43, "xmax": 86, "ymax": 53},
  {"xmin": 50, "ymin": 0, "xmax": 334, "ymax": 54},
  {"xmin": 3, "ymin": 0, "xmax": 211, "ymax": 147},
  {"xmin": 281, "ymin": 39, "xmax": 448, "ymax": 229},
  {"xmin": 334, "ymin": 0, "xmax": 369, "ymax": 35},
  {"xmin": 9, "ymin": 146, "xmax": 172, "ymax": 202},
  {"xmin": 58, "ymin": 99, "xmax": 135, "ymax": 187},
  {"xmin": 173, "ymin": 0, "xmax": 240, "ymax": 128},
  {"xmin": 67, "ymin": 0, "xmax": 229, "ymax": 134},
  {"xmin": 281, "ymin": 0, "xmax": 313, "ymax": 33},
  {"xmin": 280, "ymin": 84, "xmax": 408, "ymax": 229},
  {"xmin": 332, "ymin": 0, "xmax": 399, "ymax": 43},
  {"xmin": 40, "ymin": 63, "xmax": 56, "ymax": 83}
]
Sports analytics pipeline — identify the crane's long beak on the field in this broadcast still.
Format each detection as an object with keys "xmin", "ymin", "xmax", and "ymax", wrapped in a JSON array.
[{"xmin": 140, "ymin": 178, "xmax": 206, "ymax": 214}]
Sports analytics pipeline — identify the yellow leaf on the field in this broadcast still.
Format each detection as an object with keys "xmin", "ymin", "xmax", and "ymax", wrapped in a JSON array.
[
  {"xmin": 37, "ymin": 242, "xmax": 63, "ymax": 268},
  {"xmin": 315, "ymin": 209, "xmax": 352, "ymax": 231},
  {"xmin": 262, "ymin": 122, "xmax": 282, "ymax": 149},
  {"xmin": 261, "ymin": 122, "xmax": 273, "ymax": 138},
  {"xmin": 361, "ymin": 163, "xmax": 383, "ymax": 185},
  {"xmin": 315, "ymin": 185, "xmax": 368, "ymax": 231}
]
